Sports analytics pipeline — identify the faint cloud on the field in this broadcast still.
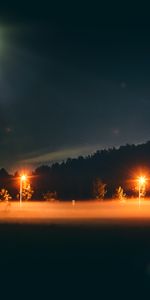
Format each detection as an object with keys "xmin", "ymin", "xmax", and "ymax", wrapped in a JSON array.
[
  {"xmin": 120, "ymin": 81, "xmax": 127, "ymax": 89},
  {"xmin": 20, "ymin": 145, "xmax": 102, "ymax": 165},
  {"xmin": 112, "ymin": 128, "xmax": 120, "ymax": 136},
  {"xmin": 5, "ymin": 127, "xmax": 13, "ymax": 134}
]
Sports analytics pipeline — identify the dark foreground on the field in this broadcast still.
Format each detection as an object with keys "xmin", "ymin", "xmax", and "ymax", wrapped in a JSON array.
[{"xmin": 0, "ymin": 222, "xmax": 150, "ymax": 299}]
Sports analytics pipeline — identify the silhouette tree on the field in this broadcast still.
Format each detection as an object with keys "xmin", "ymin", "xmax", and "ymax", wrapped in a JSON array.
[
  {"xmin": 43, "ymin": 191, "xmax": 57, "ymax": 201},
  {"xmin": 93, "ymin": 178, "xmax": 107, "ymax": 200},
  {"xmin": 0, "ymin": 141, "xmax": 150, "ymax": 200},
  {"xmin": 115, "ymin": 186, "xmax": 126, "ymax": 202},
  {"xmin": 22, "ymin": 183, "xmax": 34, "ymax": 201},
  {"xmin": 17, "ymin": 182, "xmax": 34, "ymax": 201},
  {"xmin": 0, "ymin": 189, "xmax": 12, "ymax": 202}
]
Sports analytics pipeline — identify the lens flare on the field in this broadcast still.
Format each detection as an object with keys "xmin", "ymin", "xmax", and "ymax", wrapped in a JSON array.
[
  {"xmin": 21, "ymin": 175, "xmax": 27, "ymax": 181},
  {"xmin": 138, "ymin": 176, "xmax": 146, "ymax": 185}
]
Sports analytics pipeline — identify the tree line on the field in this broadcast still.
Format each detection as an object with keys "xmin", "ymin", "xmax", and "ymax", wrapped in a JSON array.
[{"xmin": 0, "ymin": 141, "xmax": 150, "ymax": 200}]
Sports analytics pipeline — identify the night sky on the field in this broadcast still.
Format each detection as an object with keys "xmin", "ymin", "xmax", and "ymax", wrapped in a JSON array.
[{"xmin": 0, "ymin": 3, "xmax": 150, "ymax": 171}]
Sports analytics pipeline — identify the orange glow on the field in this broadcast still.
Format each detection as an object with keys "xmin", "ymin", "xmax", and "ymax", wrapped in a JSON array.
[
  {"xmin": 138, "ymin": 176, "xmax": 147, "ymax": 185},
  {"xmin": 21, "ymin": 175, "xmax": 27, "ymax": 181}
]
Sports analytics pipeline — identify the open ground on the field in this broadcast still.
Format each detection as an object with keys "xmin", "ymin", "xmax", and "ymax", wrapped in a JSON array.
[
  {"xmin": 0, "ymin": 199, "xmax": 150, "ymax": 224},
  {"xmin": 1, "ymin": 200, "xmax": 150, "ymax": 298}
]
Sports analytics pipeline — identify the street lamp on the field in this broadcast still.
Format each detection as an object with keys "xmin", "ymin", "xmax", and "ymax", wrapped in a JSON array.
[
  {"xmin": 137, "ymin": 176, "xmax": 146, "ymax": 207},
  {"xmin": 20, "ymin": 175, "xmax": 27, "ymax": 207}
]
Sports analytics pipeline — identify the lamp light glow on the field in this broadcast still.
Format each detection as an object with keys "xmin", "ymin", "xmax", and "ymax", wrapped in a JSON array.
[
  {"xmin": 138, "ymin": 176, "xmax": 146, "ymax": 185},
  {"xmin": 20, "ymin": 174, "xmax": 27, "ymax": 207},
  {"xmin": 21, "ymin": 175, "xmax": 27, "ymax": 181}
]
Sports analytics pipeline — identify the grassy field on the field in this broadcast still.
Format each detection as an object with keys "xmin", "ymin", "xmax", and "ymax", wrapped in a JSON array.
[
  {"xmin": 0, "ymin": 200, "xmax": 150, "ymax": 299},
  {"xmin": 0, "ymin": 199, "xmax": 150, "ymax": 223}
]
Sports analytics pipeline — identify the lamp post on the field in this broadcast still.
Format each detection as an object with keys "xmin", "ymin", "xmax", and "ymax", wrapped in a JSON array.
[
  {"xmin": 137, "ymin": 176, "xmax": 146, "ymax": 207},
  {"xmin": 20, "ymin": 175, "xmax": 27, "ymax": 207}
]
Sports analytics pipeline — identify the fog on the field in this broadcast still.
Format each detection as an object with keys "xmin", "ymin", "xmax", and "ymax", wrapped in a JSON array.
[{"xmin": 0, "ymin": 200, "xmax": 150, "ymax": 224}]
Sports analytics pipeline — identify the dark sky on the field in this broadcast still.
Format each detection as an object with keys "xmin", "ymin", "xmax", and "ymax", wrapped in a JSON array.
[{"xmin": 0, "ymin": 2, "xmax": 150, "ymax": 171}]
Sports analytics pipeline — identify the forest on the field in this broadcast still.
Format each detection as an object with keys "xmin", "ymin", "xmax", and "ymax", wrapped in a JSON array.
[{"xmin": 0, "ymin": 141, "xmax": 150, "ymax": 200}]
